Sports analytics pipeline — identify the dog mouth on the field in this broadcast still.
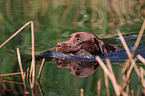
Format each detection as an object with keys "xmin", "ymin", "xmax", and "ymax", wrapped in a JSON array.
[
  {"xmin": 56, "ymin": 45, "xmax": 82, "ymax": 53},
  {"xmin": 56, "ymin": 46, "xmax": 80, "ymax": 53}
]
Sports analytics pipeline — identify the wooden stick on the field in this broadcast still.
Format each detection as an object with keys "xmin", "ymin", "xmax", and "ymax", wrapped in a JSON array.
[
  {"xmin": 1, "ymin": 72, "xmax": 21, "ymax": 77},
  {"xmin": 106, "ymin": 58, "xmax": 115, "ymax": 78},
  {"xmin": 137, "ymin": 55, "xmax": 145, "ymax": 64},
  {"xmin": 117, "ymin": 30, "xmax": 132, "ymax": 72},
  {"xmin": 80, "ymin": 88, "xmax": 84, "ymax": 96},
  {"xmin": 118, "ymin": 30, "xmax": 133, "ymax": 90},
  {"xmin": 0, "ymin": 75, "xmax": 6, "ymax": 89},
  {"xmin": 140, "ymin": 67, "xmax": 145, "ymax": 96},
  {"xmin": 117, "ymin": 30, "xmax": 132, "ymax": 57},
  {"xmin": 0, "ymin": 22, "xmax": 31, "ymax": 48},
  {"xmin": 96, "ymin": 56, "xmax": 113, "ymax": 79},
  {"xmin": 131, "ymin": 20, "xmax": 145, "ymax": 56},
  {"xmin": 126, "ymin": 80, "xmax": 130, "ymax": 96},
  {"xmin": 29, "ymin": 61, "xmax": 33, "ymax": 78},
  {"xmin": 17, "ymin": 48, "xmax": 27, "ymax": 94},
  {"xmin": 127, "ymin": 59, "xmax": 137, "ymax": 79},
  {"xmin": 17, "ymin": 48, "xmax": 25, "ymax": 79},
  {"xmin": 37, "ymin": 81, "xmax": 44, "ymax": 96},
  {"xmin": 121, "ymin": 59, "xmax": 137, "ymax": 89},
  {"xmin": 29, "ymin": 78, "xmax": 34, "ymax": 96},
  {"xmin": 1, "ymin": 79, "xmax": 23, "ymax": 84},
  {"xmin": 30, "ymin": 21, "xmax": 35, "ymax": 88},
  {"xmin": 97, "ymin": 79, "xmax": 101, "ymax": 96},
  {"xmin": 105, "ymin": 58, "xmax": 112, "ymax": 96},
  {"xmin": 26, "ymin": 67, "xmax": 30, "ymax": 80},
  {"xmin": 104, "ymin": 73, "xmax": 110, "ymax": 96},
  {"xmin": 37, "ymin": 58, "xmax": 45, "ymax": 81},
  {"xmin": 133, "ymin": 62, "xmax": 141, "ymax": 77},
  {"xmin": 140, "ymin": 67, "xmax": 145, "ymax": 88},
  {"xmin": 95, "ymin": 56, "xmax": 122, "ymax": 96},
  {"xmin": 131, "ymin": 90, "xmax": 134, "ymax": 96},
  {"xmin": 23, "ymin": 73, "xmax": 29, "ymax": 95},
  {"xmin": 27, "ymin": 21, "xmax": 35, "ymax": 88}
]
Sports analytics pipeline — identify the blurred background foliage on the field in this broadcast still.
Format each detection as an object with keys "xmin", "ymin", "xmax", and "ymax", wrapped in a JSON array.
[{"xmin": 0, "ymin": 0, "xmax": 145, "ymax": 36}]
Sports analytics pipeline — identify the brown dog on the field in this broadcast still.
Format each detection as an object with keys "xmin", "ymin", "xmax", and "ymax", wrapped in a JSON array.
[{"xmin": 56, "ymin": 32, "xmax": 120, "ymax": 55}]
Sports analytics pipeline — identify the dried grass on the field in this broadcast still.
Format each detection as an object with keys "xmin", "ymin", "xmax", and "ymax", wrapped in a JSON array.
[
  {"xmin": 0, "ymin": 75, "xmax": 6, "ymax": 89},
  {"xmin": 1, "ymin": 72, "xmax": 21, "ymax": 77},
  {"xmin": 104, "ymin": 72, "xmax": 110, "ymax": 96},
  {"xmin": 80, "ymin": 88, "xmax": 84, "ymax": 96},
  {"xmin": 17, "ymin": 48, "xmax": 28, "ymax": 95},
  {"xmin": 0, "ymin": 21, "xmax": 35, "ymax": 95},
  {"xmin": 137, "ymin": 55, "xmax": 145, "ymax": 64},
  {"xmin": 37, "ymin": 58, "xmax": 45, "ymax": 81},
  {"xmin": 96, "ymin": 56, "xmax": 125, "ymax": 96},
  {"xmin": 97, "ymin": 79, "xmax": 101, "ymax": 96},
  {"xmin": 95, "ymin": 20, "xmax": 145, "ymax": 96},
  {"xmin": 0, "ymin": 22, "xmax": 31, "ymax": 48}
]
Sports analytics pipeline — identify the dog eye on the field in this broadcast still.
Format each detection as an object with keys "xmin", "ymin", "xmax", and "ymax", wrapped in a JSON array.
[
  {"xmin": 77, "ymin": 68, "xmax": 81, "ymax": 71},
  {"xmin": 76, "ymin": 38, "xmax": 81, "ymax": 41}
]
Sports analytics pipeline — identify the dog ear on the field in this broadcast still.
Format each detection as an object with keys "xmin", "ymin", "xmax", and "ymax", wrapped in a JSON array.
[
  {"xmin": 93, "ymin": 37, "xmax": 107, "ymax": 54},
  {"xmin": 104, "ymin": 42, "xmax": 120, "ymax": 52},
  {"xmin": 93, "ymin": 37, "xmax": 120, "ymax": 54}
]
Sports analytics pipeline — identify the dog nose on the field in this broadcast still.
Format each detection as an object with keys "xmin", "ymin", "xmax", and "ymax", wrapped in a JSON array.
[{"xmin": 56, "ymin": 43, "xmax": 62, "ymax": 48}]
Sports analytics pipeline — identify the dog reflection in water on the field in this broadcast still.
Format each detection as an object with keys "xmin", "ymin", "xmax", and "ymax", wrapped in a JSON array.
[{"xmin": 56, "ymin": 59, "xmax": 99, "ymax": 78}]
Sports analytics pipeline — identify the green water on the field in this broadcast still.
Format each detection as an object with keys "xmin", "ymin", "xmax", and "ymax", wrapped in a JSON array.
[{"xmin": 0, "ymin": 0, "xmax": 145, "ymax": 96}]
